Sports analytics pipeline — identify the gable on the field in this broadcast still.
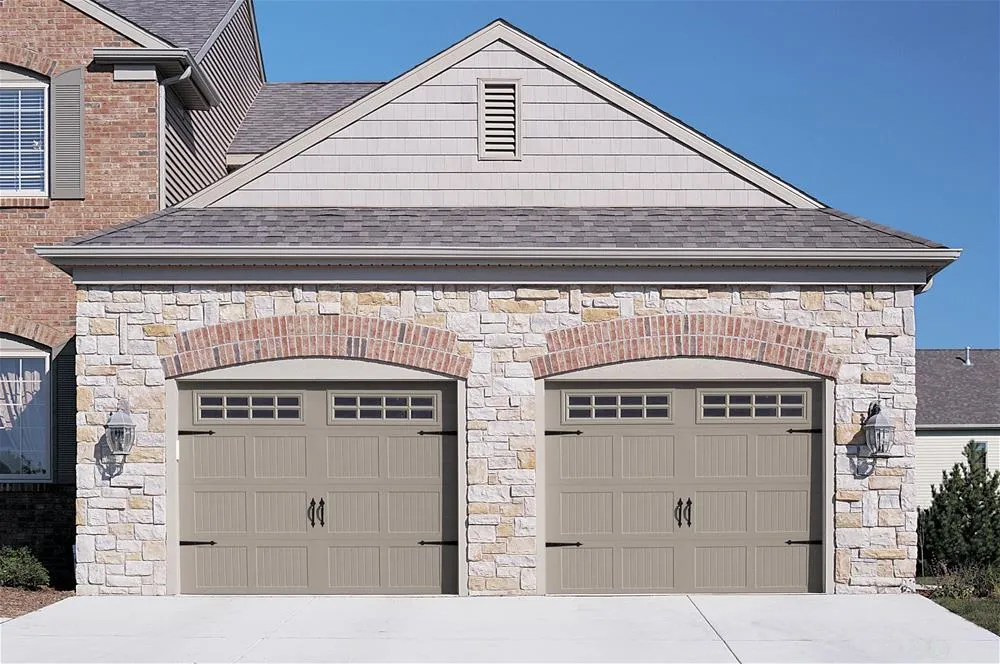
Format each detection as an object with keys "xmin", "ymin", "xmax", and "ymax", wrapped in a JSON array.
[{"xmin": 183, "ymin": 21, "xmax": 821, "ymax": 209}]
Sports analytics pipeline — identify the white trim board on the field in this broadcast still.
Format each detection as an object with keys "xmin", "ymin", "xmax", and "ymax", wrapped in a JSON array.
[
  {"xmin": 60, "ymin": 0, "xmax": 171, "ymax": 49},
  {"xmin": 176, "ymin": 20, "xmax": 824, "ymax": 209}
]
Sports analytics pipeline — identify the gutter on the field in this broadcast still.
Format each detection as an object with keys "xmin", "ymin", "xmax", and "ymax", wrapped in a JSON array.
[
  {"xmin": 35, "ymin": 244, "xmax": 962, "ymax": 267},
  {"xmin": 92, "ymin": 47, "xmax": 220, "ymax": 109}
]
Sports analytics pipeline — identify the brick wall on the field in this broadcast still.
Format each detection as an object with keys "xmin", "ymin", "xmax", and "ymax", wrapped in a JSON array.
[
  {"xmin": 75, "ymin": 283, "xmax": 918, "ymax": 595},
  {"xmin": 0, "ymin": 0, "xmax": 160, "ymax": 340},
  {"xmin": 0, "ymin": 484, "xmax": 76, "ymax": 588}
]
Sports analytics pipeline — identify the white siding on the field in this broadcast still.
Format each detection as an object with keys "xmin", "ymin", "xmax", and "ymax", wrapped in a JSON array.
[
  {"xmin": 165, "ymin": 0, "xmax": 262, "ymax": 205},
  {"xmin": 213, "ymin": 41, "xmax": 785, "ymax": 208},
  {"xmin": 915, "ymin": 433, "xmax": 1000, "ymax": 509}
]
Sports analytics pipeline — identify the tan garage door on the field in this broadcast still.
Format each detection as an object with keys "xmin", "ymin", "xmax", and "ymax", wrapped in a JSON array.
[
  {"xmin": 545, "ymin": 382, "xmax": 822, "ymax": 594},
  {"xmin": 179, "ymin": 381, "xmax": 457, "ymax": 594}
]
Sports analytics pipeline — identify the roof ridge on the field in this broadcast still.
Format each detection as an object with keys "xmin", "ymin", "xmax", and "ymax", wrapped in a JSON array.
[
  {"xmin": 823, "ymin": 208, "xmax": 943, "ymax": 249},
  {"xmin": 70, "ymin": 208, "xmax": 178, "ymax": 245}
]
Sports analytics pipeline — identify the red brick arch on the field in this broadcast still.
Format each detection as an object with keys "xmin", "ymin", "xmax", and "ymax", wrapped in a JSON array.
[
  {"xmin": 0, "ymin": 46, "xmax": 60, "ymax": 77},
  {"xmin": 0, "ymin": 314, "xmax": 66, "ymax": 348},
  {"xmin": 530, "ymin": 314, "xmax": 841, "ymax": 379},
  {"xmin": 161, "ymin": 314, "xmax": 471, "ymax": 379}
]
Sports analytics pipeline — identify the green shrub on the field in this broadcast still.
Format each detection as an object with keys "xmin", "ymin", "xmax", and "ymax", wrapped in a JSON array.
[
  {"xmin": 0, "ymin": 546, "xmax": 50, "ymax": 590},
  {"xmin": 930, "ymin": 565, "xmax": 1000, "ymax": 600},
  {"xmin": 918, "ymin": 441, "xmax": 1000, "ymax": 572}
]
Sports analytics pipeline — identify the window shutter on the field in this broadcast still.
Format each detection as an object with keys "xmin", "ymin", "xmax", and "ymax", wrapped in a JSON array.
[
  {"xmin": 50, "ymin": 67, "xmax": 85, "ymax": 199},
  {"xmin": 479, "ymin": 80, "xmax": 519, "ymax": 159},
  {"xmin": 52, "ymin": 340, "xmax": 77, "ymax": 484}
]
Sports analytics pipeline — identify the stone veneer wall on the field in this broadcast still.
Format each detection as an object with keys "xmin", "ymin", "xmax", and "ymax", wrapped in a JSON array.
[{"xmin": 74, "ymin": 284, "xmax": 918, "ymax": 595}]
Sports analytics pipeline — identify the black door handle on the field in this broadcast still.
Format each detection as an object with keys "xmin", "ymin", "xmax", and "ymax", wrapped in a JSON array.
[
  {"xmin": 317, "ymin": 498, "xmax": 325, "ymax": 528},
  {"xmin": 684, "ymin": 498, "xmax": 692, "ymax": 527},
  {"xmin": 674, "ymin": 498, "xmax": 683, "ymax": 528},
  {"xmin": 307, "ymin": 498, "xmax": 316, "ymax": 528}
]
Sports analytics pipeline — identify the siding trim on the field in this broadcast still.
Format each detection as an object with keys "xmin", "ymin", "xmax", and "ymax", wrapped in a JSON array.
[{"xmin": 175, "ymin": 20, "xmax": 823, "ymax": 209}]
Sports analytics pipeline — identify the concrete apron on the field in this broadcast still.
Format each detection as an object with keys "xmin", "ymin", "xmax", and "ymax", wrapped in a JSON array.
[{"xmin": 1, "ymin": 594, "xmax": 998, "ymax": 663}]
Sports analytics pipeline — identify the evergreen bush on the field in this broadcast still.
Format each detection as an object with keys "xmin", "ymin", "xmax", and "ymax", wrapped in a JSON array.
[{"xmin": 0, "ymin": 546, "xmax": 50, "ymax": 590}]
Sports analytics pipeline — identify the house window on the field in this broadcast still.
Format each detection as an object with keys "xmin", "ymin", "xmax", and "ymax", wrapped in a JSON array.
[
  {"xmin": 0, "ymin": 66, "xmax": 48, "ymax": 196},
  {"xmin": 0, "ymin": 343, "xmax": 51, "ymax": 480},
  {"xmin": 970, "ymin": 441, "xmax": 988, "ymax": 469},
  {"xmin": 478, "ymin": 79, "xmax": 520, "ymax": 160}
]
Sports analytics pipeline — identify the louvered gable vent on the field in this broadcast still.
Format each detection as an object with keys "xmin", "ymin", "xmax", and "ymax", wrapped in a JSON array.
[{"xmin": 478, "ymin": 79, "xmax": 520, "ymax": 159}]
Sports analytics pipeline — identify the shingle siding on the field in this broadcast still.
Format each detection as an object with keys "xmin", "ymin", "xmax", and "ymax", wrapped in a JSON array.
[
  {"xmin": 213, "ymin": 42, "xmax": 786, "ymax": 207},
  {"xmin": 164, "ymin": 0, "xmax": 261, "ymax": 205}
]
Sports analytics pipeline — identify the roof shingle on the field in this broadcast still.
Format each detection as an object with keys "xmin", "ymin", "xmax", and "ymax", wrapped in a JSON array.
[
  {"xmin": 66, "ymin": 207, "xmax": 945, "ymax": 249},
  {"xmin": 916, "ymin": 349, "xmax": 1000, "ymax": 427},
  {"xmin": 228, "ymin": 82, "xmax": 385, "ymax": 154},
  {"xmin": 95, "ymin": 0, "xmax": 238, "ymax": 53}
]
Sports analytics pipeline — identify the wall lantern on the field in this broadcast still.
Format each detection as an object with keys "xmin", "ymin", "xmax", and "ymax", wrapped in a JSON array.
[
  {"xmin": 106, "ymin": 400, "xmax": 137, "ymax": 462},
  {"xmin": 862, "ymin": 400, "xmax": 895, "ymax": 456}
]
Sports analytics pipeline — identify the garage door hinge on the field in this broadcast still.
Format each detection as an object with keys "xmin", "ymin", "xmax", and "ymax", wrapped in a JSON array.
[
  {"xmin": 178, "ymin": 429, "xmax": 216, "ymax": 436},
  {"xmin": 786, "ymin": 428, "xmax": 822, "ymax": 434},
  {"xmin": 785, "ymin": 539, "xmax": 822, "ymax": 545},
  {"xmin": 418, "ymin": 430, "xmax": 457, "ymax": 436},
  {"xmin": 418, "ymin": 540, "xmax": 458, "ymax": 546},
  {"xmin": 546, "ymin": 541, "xmax": 583, "ymax": 548},
  {"xmin": 179, "ymin": 540, "xmax": 217, "ymax": 546},
  {"xmin": 544, "ymin": 430, "xmax": 583, "ymax": 436}
]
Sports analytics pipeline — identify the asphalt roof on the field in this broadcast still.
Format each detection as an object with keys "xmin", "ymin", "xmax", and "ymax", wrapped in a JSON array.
[
  {"xmin": 95, "ymin": 0, "xmax": 238, "ymax": 53},
  {"xmin": 228, "ymin": 82, "xmax": 385, "ymax": 154},
  {"xmin": 65, "ymin": 207, "xmax": 944, "ymax": 249},
  {"xmin": 916, "ymin": 349, "xmax": 1000, "ymax": 427}
]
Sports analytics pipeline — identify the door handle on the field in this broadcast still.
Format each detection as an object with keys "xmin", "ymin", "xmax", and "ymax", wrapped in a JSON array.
[
  {"xmin": 307, "ymin": 498, "xmax": 316, "ymax": 528},
  {"xmin": 684, "ymin": 498, "xmax": 693, "ymax": 528},
  {"xmin": 674, "ymin": 498, "xmax": 683, "ymax": 528},
  {"xmin": 317, "ymin": 498, "xmax": 325, "ymax": 528}
]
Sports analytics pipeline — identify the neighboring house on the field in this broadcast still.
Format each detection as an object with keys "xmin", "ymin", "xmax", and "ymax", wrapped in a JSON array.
[
  {"xmin": 915, "ymin": 349, "xmax": 1000, "ymax": 508},
  {"xmin": 30, "ymin": 17, "xmax": 962, "ymax": 597},
  {"xmin": 0, "ymin": 0, "xmax": 263, "ymax": 586}
]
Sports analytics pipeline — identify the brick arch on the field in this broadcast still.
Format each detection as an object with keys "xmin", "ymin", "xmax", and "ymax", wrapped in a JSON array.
[
  {"xmin": 0, "ymin": 46, "xmax": 60, "ymax": 77},
  {"xmin": 530, "ymin": 314, "xmax": 841, "ymax": 379},
  {"xmin": 0, "ymin": 314, "xmax": 66, "ymax": 348},
  {"xmin": 161, "ymin": 314, "xmax": 472, "ymax": 379}
]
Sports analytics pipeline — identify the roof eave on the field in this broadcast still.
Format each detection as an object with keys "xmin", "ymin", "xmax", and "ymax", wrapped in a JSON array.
[{"xmin": 92, "ymin": 48, "xmax": 221, "ymax": 109}]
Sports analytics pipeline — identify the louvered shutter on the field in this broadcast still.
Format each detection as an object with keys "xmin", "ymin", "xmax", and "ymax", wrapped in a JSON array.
[
  {"xmin": 50, "ymin": 67, "xmax": 85, "ymax": 199},
  {"xmin": 479, "ymin": 80, "xmax": 520, "ymax": 159},
  {"xmin": 52, "ymin": 339, "xmax": 77, "ymax": 484}
]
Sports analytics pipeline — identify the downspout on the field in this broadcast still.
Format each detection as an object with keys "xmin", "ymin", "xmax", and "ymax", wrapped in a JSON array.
[{"xmin": 158, "ymin": 66, "xmax": 192, "ymax": 210}]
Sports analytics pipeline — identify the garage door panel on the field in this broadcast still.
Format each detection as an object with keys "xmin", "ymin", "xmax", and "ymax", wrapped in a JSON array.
[
  {"xmin": 695, "ymin": 491, "xmax": 748, "ymax": 533},
  {"xmin": 194, "ymin": 546, "xmax": 249, "ymax": 589},
  {"xmin": 756, "ymin": 434, "xmax": 810, "ymax": 477},
  {"xmin": 254, "ymin": 436, "xmax": 307, "ymax": 478},
  {"xmin": 695, "ymin": 546, "xmax": 748, "ymax": 590},
  {"xmin": 559, "ymin": 547, "xmax": 614, "ymax": 592},
  {"xmin": 387, "ymin": 491, "xmax": 441, "ymax": 533},
  {"xmin": 756, "ymin": 545, "xmax": 808, "ymax": 589},
  {"xmin": 193, "ymin": 491, "xmax": 248, "ymax": 533},
  {"xmin": 254, "ymin": 491, "xmax": 309, "ymax": 534},
  {"xmin": 560, "ymin": 436, "xmax": 613, "ymax": 479},
  {"xmin": 696, "ymin": 434, "xmax": 748, "ymax": 478},
  {"xmin": 621, "ymin": 435, "xmax": 675, "ymax": 479},
  {"xmin": 560, "ymin": 492, "xmax": 613, "ymax": 535},
  {"xmin": 257, "ymin": 546, "xmax": 308, "ymax": 589},
  {"xmin": 327, "ymin": 491, "xmax": 380, "ymax": 533},
  {"xmin": 621, "ymin": 547, "xmax": 676, "ymax": 591},
  {"xmin": 326, "ymin": 436, "xmax": 380, "ymax": 479},
  {"xmin": 192, "ymin": 435, "xmax": 247, "ymax": 479},
  {"xmin": 756, "ymin": 490, "xmax": 809, "ymax": 533},
  {"xmin": 387, "ymin": 436, "xmax": 442, "ymax": 479},
  {"xmin": 328, "ymin": 546, "xmax": 381, "ymax": 590},
  {"xmin": 621, "ymin": 491, "xmax": 674, "ymax": 535},
  {"xmin": 388, "ymin": 545, "xmax": 441, "ymax": 590}
]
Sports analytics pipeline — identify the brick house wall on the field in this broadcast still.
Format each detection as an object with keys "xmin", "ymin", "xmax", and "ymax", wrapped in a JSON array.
[
  {"xmin": 74, "ymin": 283, "xmax": 918, "ymax": 595},
  {"xmin": 0, "ymin": 0, "xmax": 160, "ymax": 586}
]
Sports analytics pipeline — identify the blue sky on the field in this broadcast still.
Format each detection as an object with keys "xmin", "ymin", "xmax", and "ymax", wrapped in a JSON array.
[{"xmin": 255, "ymin": 0, "xmax": 999, "ymax": 349}]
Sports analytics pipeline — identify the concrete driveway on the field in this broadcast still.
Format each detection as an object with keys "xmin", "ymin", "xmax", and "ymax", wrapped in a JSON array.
[{"xmin": 1, "ymin": 594, "xmax": 997, "ymax": 663}]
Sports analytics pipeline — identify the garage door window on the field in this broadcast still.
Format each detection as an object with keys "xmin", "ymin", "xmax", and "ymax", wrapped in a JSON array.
[
  {"xmin": 330, "ymin": 393, "xmax": 437, "ymax": 423},
  {"xmin": 564, "ymin": 392, "xmax": 671, "ymax": 421},
  {"xmin": 699, "ymin": 391, "xmax": 806, "ymax": 420},
  {"xmin": 197, "ymin": 394, "xmax": 302, "ymax": 422}
]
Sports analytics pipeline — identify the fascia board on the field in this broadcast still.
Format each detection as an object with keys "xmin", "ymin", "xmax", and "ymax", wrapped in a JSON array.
[
  {"xmin": 175, "ymin": 21, "xmax": 822, "ymax": 210},
  {"xmin": 917, "ymin": 424, "xmax": 1000, "ymax": 431},
  {"xmin": 92, "ymin": 48, "xmax": 221, "ymax": 108},
  {"xmin": 35, "ymin": 245, "xmax": 962, "ymax": 266},
  {"xmin": 61, "ymin": 0, "xmax": 172, "ymax": 49}
]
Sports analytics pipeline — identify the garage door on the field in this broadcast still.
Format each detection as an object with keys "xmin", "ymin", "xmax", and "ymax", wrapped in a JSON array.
[
  {"xmin": 179, "ymin": 381, "xmax": 458, "ymax": 594},
  {"xmin": 545, "ymin": 381, "xmax": 822, "ymax": 594}
]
